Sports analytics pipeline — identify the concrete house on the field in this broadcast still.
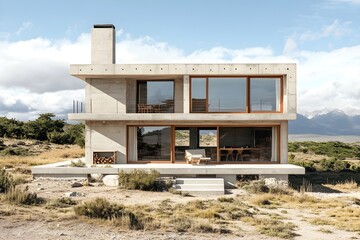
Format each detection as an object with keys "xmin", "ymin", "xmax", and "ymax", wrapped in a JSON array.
[{"xmin": 67, "ymin": 24, "xmax": 304, "ymax": 190}]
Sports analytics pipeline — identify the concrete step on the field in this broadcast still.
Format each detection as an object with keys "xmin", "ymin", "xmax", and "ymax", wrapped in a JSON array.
[
  {"xmin": 175, "ymin": 178, "xmax": 224, "ymax": 185},
  {"xmin": 177, "ymin": 189, "xmax": 225, "ymax": 195},
  {"xmin": 174, "ymin": 184, "xmax": 224, "ymax": 190},
  {"xmin": 173, "ymin": 178, "xmax": 225, "ymax": 195}
]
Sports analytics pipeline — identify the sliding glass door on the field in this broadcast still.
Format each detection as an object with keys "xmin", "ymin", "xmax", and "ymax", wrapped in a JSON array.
[{"xmin": 128, "ymin": 125, "xmax": 279, "ymax": 163}]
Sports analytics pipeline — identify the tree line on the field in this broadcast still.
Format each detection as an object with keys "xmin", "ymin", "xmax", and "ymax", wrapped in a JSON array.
[{"xmin": 0, "ymin": 113, "xmax": 84, "ymax": 148}]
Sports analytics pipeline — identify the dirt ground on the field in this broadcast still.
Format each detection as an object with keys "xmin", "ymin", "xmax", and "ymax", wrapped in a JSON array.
[{"xmin": 1, "ymin": 178, "xmax": 360, "ymax": 240}]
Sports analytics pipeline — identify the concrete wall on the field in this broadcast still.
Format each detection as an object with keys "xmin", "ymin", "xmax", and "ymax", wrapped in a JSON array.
[
  {"xmin": 86, "ymin": 78, "xmax": 126, "ymax": 114},
  {"xmin": 73, "ymin": 63, "xmax": 296, "ymax": 118},
  {"xmin": 85, "ymin": 121, "xmax": 126, "ymax": 164},
  {"xmin": 91, "ymin": 25, "xmax": 115, "ymax": 64}
]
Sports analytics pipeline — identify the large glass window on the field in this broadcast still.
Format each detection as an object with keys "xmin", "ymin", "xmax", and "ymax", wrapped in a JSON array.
[
  {"xmin": 191, "ymin": 78, "xmax": 207, "ymax": 112},
  {"xmin": 208, "ymin": 78, "xmax": 247, "ymax": 112},
  {"xmin": 219, "ymin": 127, "xmax": 277, "ymax": 162},
  {"xmin": 137, "ymin": 80, "xmax": 174, "ymax": 113},
  {"xmin": 190, "ymin": 77, "xmax": 282, "ymax": 113},
  {"xmin": 174, "ymin": 127, "xmax": 217, "ymax": 162},
  {"xmin": 250, "ymin": 78, "xmax": 281, "ymax": 112},
  {"xmin": 128, "ymin": 126, "xmax": 171, "ymax": 161}
]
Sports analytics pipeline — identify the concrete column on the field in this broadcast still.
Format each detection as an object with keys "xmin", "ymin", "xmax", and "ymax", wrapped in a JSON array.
[
  {"xmin": 85, "ymin": 121, "xmax": 92, "ymax": 164},
  {"xmin": 174, "ymin": 78, "xmax": 183, "ymax": 113},
  {"xmin": 183, "ymin": 75, "xmax": 190, "ymax": 113},
  {"xmin": 280, "ymin": 121, "xmax": 288, "ymax": 164},
  {"xmin": 91, "ymin": 24, "xmax": 116, "ymax": 64},
  {"xmin": 85, "ymin": 79, "xmax": 92, "ymax": 113}
]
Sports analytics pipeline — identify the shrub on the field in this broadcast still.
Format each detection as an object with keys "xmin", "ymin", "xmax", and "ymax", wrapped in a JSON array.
[
  {"xmin": 171, "ymin": 216, "xmax": 192, "ymax": 232},
  {"xmin": 47, "ymin": 197, "xmax": 77, "ymax": 208},
  {"xmin": 319, "ymin": 158, "xmax": 347, "ymax": 172},
  {"xmin": 217, "ymin": 197, "xmax": 234, "ymax": 203},
  {"xmin": 241, "ymin": 180, "xmax": 269, "ymax": 193},
  {"xmin": 118, "ymin": 170, "xmax": 160, "ymax": 191},
  {"xmin": 70, "ymin": 160, "xmax": 86, "ymax": 167},
  {"xmin": 294, "ymin": 161, "xmax": 316, "ymax": 172},
  {"xmin": 0, "ymin": 169, "xmax": 14, "ymax": 193},
  {"xmin": 74, "ymin": 198, "xmax": 127, "ymax": 220},
  {"xmin": 349, "ymin": 164, "xmax": 360, "ymax": 172},
  {"xmin": 3, "ymin": 186, "xmax": 41, "ymax": 205},
  {"xmin": 74, "ymin": 198, "xmax": 143, "ymax": 229},
  {"xmin": 1, "ymin": 147, "xmax": 29, "ymax": 156}
]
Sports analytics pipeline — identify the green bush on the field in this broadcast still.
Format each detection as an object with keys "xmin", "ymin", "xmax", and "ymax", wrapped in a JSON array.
[
  {"xmin": 1, "ymin": 147, "xmax": 29, "ymax": 156},
  {"xmin": 295, "ymin": 161, "xmax": 316, "ymax": 172},
  {"xmin": 241, "ymin": 180, "xmax": 269, "ymax": 193},
  {"xmin": 289, "ymin": 141, "xmax": 360, "ymax": 159},
  {"xmin": 349, "ymin": 164, "xmax": 360, "ymax": 172},
  {"xmin": 3, "ymin": 186, "xmax": 41, "ymax": 205},
  {"xmin": 74, "ymin": 198, "xmax": 126, "ymax": 220},
  {"xmin": 0, "ymin": 169, "xmax": 14, "ymax": 193},
  {"xmin": 118, "ymin": 170, "xmax": 160, "ymax": 191},
  {"xmin": 47, "ymin": 197, "xmax": 77, "ymax": 208},
  {"xmin": 70, "ymin": 160, "xmax": 86, "ymax": 167},
  {"xmin": 319, "ymin": 158, "xmax": 347, "ymax": 172},
  {"xmin": 74, "ymin": 198, "xmax": 144, "ymax": 229}
]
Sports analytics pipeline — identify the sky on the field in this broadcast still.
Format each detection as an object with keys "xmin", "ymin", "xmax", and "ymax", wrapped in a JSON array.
[{"xmin": 0, "ymin": 0, "xmax": 360, "ymax": 120}]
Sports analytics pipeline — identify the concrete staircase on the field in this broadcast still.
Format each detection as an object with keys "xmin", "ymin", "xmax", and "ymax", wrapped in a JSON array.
[{"xmin": 173, "ymin": 178, "xmax": 225, "ymax": 195}]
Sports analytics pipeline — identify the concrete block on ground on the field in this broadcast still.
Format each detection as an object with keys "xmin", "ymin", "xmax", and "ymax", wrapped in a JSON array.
[{"xmin": 103, "ymin": 175, "xmax": 119, "ymax": 186}]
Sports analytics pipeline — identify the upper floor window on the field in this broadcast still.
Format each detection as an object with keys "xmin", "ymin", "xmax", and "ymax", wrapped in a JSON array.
[
  {"xmin": 137, "ymin": 80, "xmax": 174, "ymax": 113},
  {"xmin": 190, "ymin": 77, "xmax": 282, "ymax": 113},
  {"xmin": 250, "ymin": 78, "xmax": 281, "ymax": 112}
]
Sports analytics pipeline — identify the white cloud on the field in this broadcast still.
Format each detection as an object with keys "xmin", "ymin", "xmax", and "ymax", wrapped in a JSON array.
[
  {"xmin": 283, "ymin": 38, "xmax": 298, "ymax": 55},
  {"xmin": 297, "ymin": 45, "xmax": 360, "ymax": 115},
  {"xmin": 299, "ymin": 20, "xmax": 351, "ymax": 42},
  {"xmin": 328, "ymin": 0, "xmax": 360, "ymax": 5},
  {"xmin": 1, "ymin": 30, "xmax": 360, "ymax": 120},
  {"xmin": 16, "ymin": 21, "xmax": 33, "ymax": 36}
]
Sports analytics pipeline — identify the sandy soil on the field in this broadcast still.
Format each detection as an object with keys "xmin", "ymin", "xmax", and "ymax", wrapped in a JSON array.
[{"xmin": 1, "ymin": 178, "xmax": 360, "ymax": 240}]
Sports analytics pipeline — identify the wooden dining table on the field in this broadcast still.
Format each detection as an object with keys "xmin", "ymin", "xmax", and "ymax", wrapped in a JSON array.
[{"xmin": 219, "ymin": 147, "xmax": 263, "ymax": 161}]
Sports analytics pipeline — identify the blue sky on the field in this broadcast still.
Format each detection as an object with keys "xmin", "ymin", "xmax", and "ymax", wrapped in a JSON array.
[{"xmin": 0, "ymin": 0, "xmax": 360, "ymax": 119}]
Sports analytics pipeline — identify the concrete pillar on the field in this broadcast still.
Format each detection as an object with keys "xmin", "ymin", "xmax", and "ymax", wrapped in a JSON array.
[
  {"xmin": 280, "ymin": 121, "xmax": 288, "ymax": 164},
  {"xmin": 91, "ymin": 24, "xmax": 116, "ymax": 64},
  {"xmin": 216, "ymin": 174, "xmax": 237, "ymax": 189},
  {"xmin": 85, "ymin": 121, "xmax": 92, "ymax": 164},
  {"xmin": 174, "ymin": 78, "xmax": 183, "ymax": 113},
  {"xmin": 183, "ymin": 75, "xmax": 190, "ymax": 113}
]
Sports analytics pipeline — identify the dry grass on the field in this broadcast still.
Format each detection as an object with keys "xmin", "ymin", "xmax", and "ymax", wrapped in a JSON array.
[
  {"xmin": 242, "ymin": 216, "xmax": 298, "ymax": 239},
  {"xmin": 0, "ymin": 145, "xmax": 84, "ymax": 168},
  {"xmin": 324, "ymin": 179, "xmax": 359, "ymax": 192}
]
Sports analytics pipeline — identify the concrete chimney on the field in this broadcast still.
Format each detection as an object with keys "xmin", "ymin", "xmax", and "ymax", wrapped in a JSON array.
[{"xmin": 91, "ymin": 24, "xmax": 116, "ymax": 64}]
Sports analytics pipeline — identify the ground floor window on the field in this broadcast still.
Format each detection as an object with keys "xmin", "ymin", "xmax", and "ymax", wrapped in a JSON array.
[
  {"xmin": 127, "ymin": 125, "xmax": 279, "ymax": 163},
  {"xmin": 128, "ymin": 126, "xmax": 171, "ymax": 161}
]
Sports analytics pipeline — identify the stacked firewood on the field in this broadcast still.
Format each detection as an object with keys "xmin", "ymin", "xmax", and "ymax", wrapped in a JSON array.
[{"xmin": 93, "ymin": 152, "xmax": 116, "ymax": 164}]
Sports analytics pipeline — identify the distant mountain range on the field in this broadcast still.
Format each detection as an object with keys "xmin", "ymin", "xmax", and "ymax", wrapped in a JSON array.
[{"xmin": 289, "ymin": 110, "xmax": 360, "ymax": 135}]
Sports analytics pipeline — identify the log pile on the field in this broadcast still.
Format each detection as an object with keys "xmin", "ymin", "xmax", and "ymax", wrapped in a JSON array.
[{"xmin": 93, "ymin": 152, "xmax": 116, "ymax": 164}]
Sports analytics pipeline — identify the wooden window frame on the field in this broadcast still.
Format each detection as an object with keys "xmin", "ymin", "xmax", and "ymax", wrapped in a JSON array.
[
  {"xmin": 190, "ymin": 76, "xmax": 284, "ymax": 114},
  {"xmin": 136, "ymin": 79, "xmax": 175, "ymax": 113},
  {"xmin": 127, "ymin": 124, "xmax": 281, "ymax": 164}
]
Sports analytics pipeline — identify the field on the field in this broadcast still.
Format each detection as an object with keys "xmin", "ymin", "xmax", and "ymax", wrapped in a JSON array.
[{"xmin": 0, "ymin": 138, "xmax": 360, "ymax": 239}]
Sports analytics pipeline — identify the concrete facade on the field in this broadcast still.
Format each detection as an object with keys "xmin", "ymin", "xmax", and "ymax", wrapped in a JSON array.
[{"xmin": 67, "ymin": 24, "xmax": 304, "ymax": 180}]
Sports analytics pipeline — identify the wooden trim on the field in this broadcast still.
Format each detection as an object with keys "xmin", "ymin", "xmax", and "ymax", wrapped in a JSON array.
[
  {"xmin": 189, "ymin": 75, "xmax": 284, "ymax": 114},
  {"xmin": 126, "ymin": 125, "xmax": 128, "ymax": 163},
  {"xmin": 216, "ymin": 126, "xmax": 220, "ymax": 162},
  {"xmin": 136, "ymin": 79, "xmax": 175, "ymax": 113},
  {"xmin": 171, "ymin": 126, "xmax": 175, "ymax": 163},
  {"xmin": 127, "ymin": 124, "xmax": 282, "ymax": 164},
  {"xmin": 205, "ymin": 77, "xmax": 209, "ymax": 112},
  {"xmin": 277, "ymin": 125, "xmax": 281, "ymax": 164},
  {"xmin": 246, "ymin": 77, "xmax": 250, "ymax": 113}
]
